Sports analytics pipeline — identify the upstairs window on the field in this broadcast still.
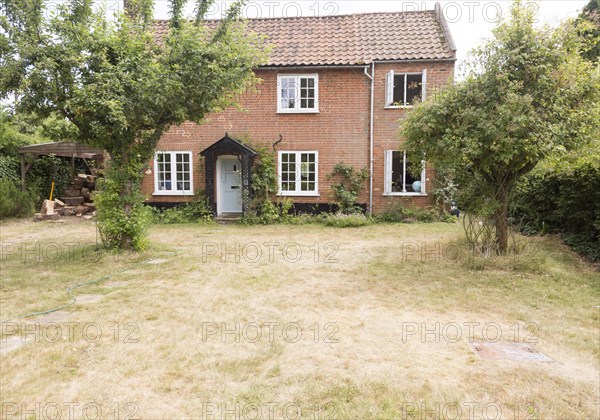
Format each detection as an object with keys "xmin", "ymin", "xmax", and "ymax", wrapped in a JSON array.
[
  {"xmin": 384, "ymin": 150, "xmax": 426, "ymax": 195},
  {"xmin": 277, "ymin": 74, "xmax": 319, "ymax": 113},
  {"xmin": 154, "ymin": 151, "xmax": 193, "ymax": 195},
  {"xmin": 386, "ymin": 70, "xmax": 427, "ymax": 107}
]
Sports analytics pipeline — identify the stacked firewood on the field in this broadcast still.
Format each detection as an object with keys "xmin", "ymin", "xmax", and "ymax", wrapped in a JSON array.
[
  {"xmin": 58, "ymin": 174, "xmax": 97, "ymax": 217},
  {"xmin": 33, "ymin": 173, "xmax": 99, "ymax": 222}
]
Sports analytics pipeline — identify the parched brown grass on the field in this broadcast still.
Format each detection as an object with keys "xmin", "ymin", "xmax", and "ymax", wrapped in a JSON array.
[{"xmin": 0, "ymin": 218, "xmax": 598, "ymax": 419}]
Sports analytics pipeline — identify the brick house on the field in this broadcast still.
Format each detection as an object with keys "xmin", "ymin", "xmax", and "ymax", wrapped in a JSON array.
[{"xmin": 143, "ymin": 3, "xmax": 456, "ymax": 216}]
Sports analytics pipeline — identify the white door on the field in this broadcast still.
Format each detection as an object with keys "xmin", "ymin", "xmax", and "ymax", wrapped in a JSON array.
[{"xmin": 219, "ymin": 157, "xmax": 242, "ymax": 214}]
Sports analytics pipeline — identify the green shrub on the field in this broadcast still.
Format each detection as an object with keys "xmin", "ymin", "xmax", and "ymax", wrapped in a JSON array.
[
  {"xmin": 27, "ymin": 155, "xmax": 72, "ymax": 206},
  {"xmin": 512, "ymin": 151, "xmax": 600, "ymax": 260},
  {"xmin": 377, "ymin": 203, "xmax": 449, "ymax": 224},
  {"xmin": 284, "ymin": 213, "xmax": 320, "ymax": 225},
  {"xmin": 0, "ymin": 179, "xmax": 34, "ymax": 218},
  {"xmin": 319, "ymin": 212, "xmax": 372, "ymax": 228},
  {"xmin": 250, "ymin": 146, "xmax": 278, "ymax": 202},
  {"xmin": 377, "ymin": 203, "xmax": 410, "ymax": 223},
  {"xmin": 327, "ymin": 163, "xmax": 368, "ymax": 214},
  {"xmin": 152, "ymin": 198, "xmax": 213, "ymax": 224},
  {"xmin": 0, "ymin": 155, "xmax": 20, "ymax": 185},
  {"xmin": 94, "ymin": 167, "xmax": 152, "ymax": 251},
  {"xmin": 240, "ymin": 198, "xmax": 293, "ymax": 225},
  {"xmin": 431, "ymin": 168, "xmax": 458, "ymax": 214}
]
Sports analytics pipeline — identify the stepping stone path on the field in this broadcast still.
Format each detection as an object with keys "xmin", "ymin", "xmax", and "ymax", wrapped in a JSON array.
[
  {"xmin": 29, "ymin": 310, "xmax": 71, "ymax": 324},
  {"xmin": 1, "ymin": 311, "xmax": 71, "ymax": 355},
  {"xmin": 102, "ymin": 281, "xmax": 127, "ymax": 288},
  {"xmin": 469, "ymin": 342, "xmax": 554, "ymax": 362},
  {"xmin": 0, "ymin": 336, "xmax": 31, "ymax": 354},
  {"xmin": 147, "ymin": 259, "xmax": 168, "ymax": 265},
  {"xmin": 75, "ymin": 294, "xmax": 104, "ymax": 304}
]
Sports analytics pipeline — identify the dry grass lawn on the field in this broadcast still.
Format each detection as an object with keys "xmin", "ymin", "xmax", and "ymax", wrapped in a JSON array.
[{"xmin": 0, "ymin": 218, "xmax": 598, "ymax": 419}]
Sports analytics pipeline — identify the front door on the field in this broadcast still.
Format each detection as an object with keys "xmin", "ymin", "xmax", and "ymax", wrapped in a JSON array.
[{"xmin": 218, "ymin": 156, "xmax": 242, "ymax": 214}]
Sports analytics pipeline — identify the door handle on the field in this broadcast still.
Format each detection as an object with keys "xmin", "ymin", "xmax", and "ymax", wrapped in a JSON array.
[{"xmin": 231, "ymin": 186, "xmax": 240, "ymax": 190}]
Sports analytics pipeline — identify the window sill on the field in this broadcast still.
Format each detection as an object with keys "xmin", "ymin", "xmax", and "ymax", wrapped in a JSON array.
[
  {"xmin": 384, "ymin": 105, "xmax": 414, "ymax": 110},
  {"xmin": 277, "ymin": 109, "xmax": 319, "ymax": 114},
  {"xmin": 383, "ymin": 193, "xmax": 427, "ymax": 197},
  {"xmin": 278, "ymin": 192, "xmax": 320, "ymax": 197},
  {"xmin": 153, "ymin": 191, "xmax": 194, "ymax": 196}
]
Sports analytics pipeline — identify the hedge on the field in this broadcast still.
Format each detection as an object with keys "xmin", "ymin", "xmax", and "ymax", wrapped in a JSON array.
[{"xmin": 512, "ymin": 151, "xmax": 600, "ymax": 260}]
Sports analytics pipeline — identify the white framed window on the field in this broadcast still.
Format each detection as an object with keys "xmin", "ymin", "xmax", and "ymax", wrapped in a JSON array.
[
  {"xmin": 384, "ymin": 150, "xmax": 426, "ymax": 196},
  {"xmin": 386, "ymin": 70, "xmax": 427, "ymax": 108},
  {"xmin": 278, "ymin": 151, "xmax": 319, "ymax": 196},
  {"xmin": 277, "ymin": 74, "xmax": 319, "ymax": 113},
  {"xmin": 153, "ymin": 151, "xmax": 194, "ymax": 195}
]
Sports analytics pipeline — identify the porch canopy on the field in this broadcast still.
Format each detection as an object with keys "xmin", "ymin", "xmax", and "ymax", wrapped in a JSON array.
[
  {"xmin": 200, "ymin": 134, "xmax": 258, "ymax": 215},
  {"xmin": 18, "ymin": 142, "xmax": 105, "ymax": 191}
]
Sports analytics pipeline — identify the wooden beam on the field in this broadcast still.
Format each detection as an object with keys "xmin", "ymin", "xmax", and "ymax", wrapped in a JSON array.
[
  {"xmin": 20, "ymin": 155, "xmax": 34, "ymax": 191},
  {"xmin": 20, "ymin": 154, "xmax": 26, "ymax": 191}
]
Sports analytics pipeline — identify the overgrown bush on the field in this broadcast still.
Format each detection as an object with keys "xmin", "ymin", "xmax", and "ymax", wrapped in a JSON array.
[
  {"xmin": 512, "ymin": 151, "xmax": 600, "ymax": 260},
  {"xmin": 0, "ymin": 155, "xmax": 20, "ymax": 184},
  {"xmin": 240, "ymin": 199, "xmax": 293, "ymax": 225},
  {"xmin": 327, "ymin": 163, "xmax": 368, "ymax": 214},
  {"xmin": 94, "ymin": 166, "xmax": 152, "ymax": 251},
  {"xmin": 152, "ymin": 196, "xmax": 213, "ymax": 224},
  {"xmin": 431, "ymin": 168, "xmax": 458, "ymax": 216},
  {"xmin": 377, "ymin": 203, "xmax": 452, "ymax": 224},
  {"xmin": 27, "ymin": 155, "xmax": 72, "ymax": 206},
  {"xmin": 250, "ymin": 146, "xmax": 278, "ymax": 202},
  {"xmin": 0, "ymin": 179, "xmax": 34, "ymax": 218},
  {"xmin": 284, "ymin": 213, "xmax": 320, "ymax": 225},
  {"xmin": 319, "ymin": 212, "xmax": 372, "ymax": 228}
]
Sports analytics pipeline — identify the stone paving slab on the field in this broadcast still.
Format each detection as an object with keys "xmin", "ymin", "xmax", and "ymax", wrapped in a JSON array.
[
  {"xmin": 147, "ymin": 259, "xmax": 168, "ymax": 265},
  {"xmin": 27, "ymin": 310, "xmax": 71, "ymax": 324},
  {"xmin": 469, "ymin": 342, "xmax": 554, "ymax": 362},
  {"xmin": 0, "ymin": 336, "xmax": 31, "ymax": 354},
  {"xmin": 102, "ymin": 281, "xmax": 127, "ymax": 288},
  {"xmin": 75, "ymin": 294, "xmax": 104, "ymax": 304}
]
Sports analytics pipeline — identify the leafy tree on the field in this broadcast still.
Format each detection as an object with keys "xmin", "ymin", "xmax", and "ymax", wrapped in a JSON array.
[
  {"xmin": 401, "ymin": 0, "xmax": 600, "ymax": 254},
  {"xmin": 576, "ymin": 0, "xmax": 600, "ymax": 61},
  {"xmin": 0, "ymin": 110, "xmax": 40, "ymax": 155},
  {"xmin": 1, "ymin": 0, "xmax": 267, "ymax": 249}
]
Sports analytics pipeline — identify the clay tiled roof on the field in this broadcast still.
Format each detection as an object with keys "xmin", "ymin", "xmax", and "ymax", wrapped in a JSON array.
[{"xmin": 153, "ymin": 5, "xmax": 456, "ymax": 67}]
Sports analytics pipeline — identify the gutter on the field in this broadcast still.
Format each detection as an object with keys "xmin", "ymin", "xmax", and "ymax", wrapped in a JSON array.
[
  {"xmin": 372, "ymin": 58, "xmax": 456, "ymax": 64},
  {"xmin": 258, "ymin": 59, "xmax": 455, "ymax": 70},
  {"xmin": 363, "ymin": 63, "xmax": 375, "ymax": 215},
  {"xmin": 258, "ymin": 65, "xmax": 367, "ymax": 70}
]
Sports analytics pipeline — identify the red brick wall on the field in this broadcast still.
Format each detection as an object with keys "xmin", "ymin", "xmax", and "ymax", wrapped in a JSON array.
[
  {"xmin": 372, "ymin": 61, "xmax": 455, "ymax": 212},
  {"xmin": 142, "ymin": 61, "xmax": 454, "ymax": 213}
]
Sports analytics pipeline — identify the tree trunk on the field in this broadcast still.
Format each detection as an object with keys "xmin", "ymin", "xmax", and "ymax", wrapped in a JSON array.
[
  {"xmin": 119, "ymin": 152, "xmax": 134, "ymax": 250},
  {"xmin": 120, "ymin": 178, "xmax": 134, "ymax": 250},
  {"xmin": 495, "ymin": 183, "xmax": 510, "ymax": 255}
]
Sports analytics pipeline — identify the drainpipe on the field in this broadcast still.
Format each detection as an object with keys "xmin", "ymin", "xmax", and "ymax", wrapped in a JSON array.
[{"xmin": 363, "ymin": 63, "xmax": 375, "ymax": 215}]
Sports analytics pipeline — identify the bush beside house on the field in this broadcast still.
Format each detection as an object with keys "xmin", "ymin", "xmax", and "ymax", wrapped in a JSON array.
[{"xmin": 512, "ymin": 150, "xmax": 600, "ymax": 261}]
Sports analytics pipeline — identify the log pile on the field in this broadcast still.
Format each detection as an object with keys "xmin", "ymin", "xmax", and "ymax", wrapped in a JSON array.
[
  {"xmin": 33, "ymin": 173, "xmax": 98, "ymax": 221},
  {"xmin": 60, "ymin": 174, "xmax": 97, "ymax": 217}
]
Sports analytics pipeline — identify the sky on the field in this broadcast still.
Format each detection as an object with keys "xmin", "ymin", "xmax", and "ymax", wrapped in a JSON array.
[{"xmin": 39, "ymin": 1, "xmax": 593, "ymax": 70}]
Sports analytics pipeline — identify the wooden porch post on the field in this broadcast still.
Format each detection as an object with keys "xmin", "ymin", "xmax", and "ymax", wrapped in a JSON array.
[{"xmin": 20, "ymin": 154, "xmax": 26, "ymax": 191}]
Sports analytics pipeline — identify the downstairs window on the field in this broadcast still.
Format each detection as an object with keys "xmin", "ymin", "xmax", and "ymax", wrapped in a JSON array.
[
  {"xmin": 154, "ymin": 151, "xmax": 193, "ymax": 195},
  {"xmin": 384, "ymin": 150, "xmax": 426, "ymax": 195}
]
